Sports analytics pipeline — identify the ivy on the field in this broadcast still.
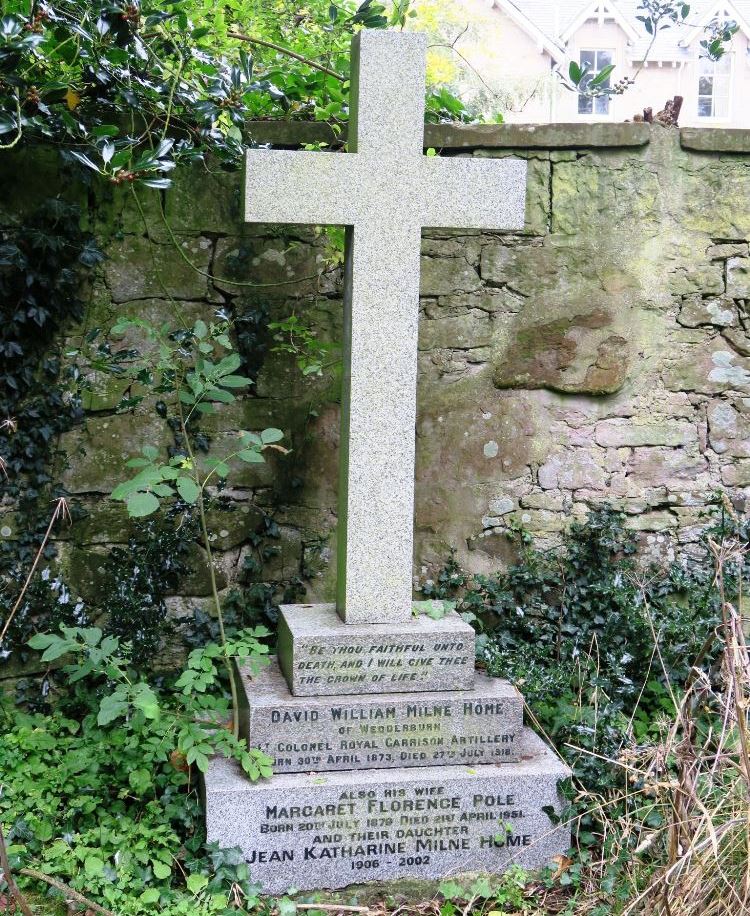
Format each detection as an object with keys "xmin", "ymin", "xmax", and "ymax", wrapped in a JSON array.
[{"xmin": 0, "ymin": 198, "xmax": 101, "ymax": 659}]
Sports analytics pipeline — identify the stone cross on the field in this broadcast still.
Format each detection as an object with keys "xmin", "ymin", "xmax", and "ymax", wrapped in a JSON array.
[{"xmin": 244, "ymin": 30, "xmax": 527, "ymax": 625}]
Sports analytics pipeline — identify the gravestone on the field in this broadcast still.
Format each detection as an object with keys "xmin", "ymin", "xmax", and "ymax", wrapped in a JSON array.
[{"xmin": 204, "ymin": 29, "xmax": 570, "ymax": 893}]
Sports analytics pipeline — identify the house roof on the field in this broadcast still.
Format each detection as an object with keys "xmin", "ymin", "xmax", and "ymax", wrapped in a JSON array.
[{"xmin": 496, "ymin": 0, "xmax": 750, "ymax": 61}]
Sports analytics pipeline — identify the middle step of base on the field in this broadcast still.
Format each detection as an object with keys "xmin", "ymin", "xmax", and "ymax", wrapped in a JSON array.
[{"xmin": 238, "ymin": 658, "xmax": 524, "ymax": 774}]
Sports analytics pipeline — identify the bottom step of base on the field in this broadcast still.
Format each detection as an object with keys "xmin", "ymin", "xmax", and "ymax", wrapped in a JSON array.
[{"xmin": 204, "ymin": 730, "xmax": 570, "ymax": 894}]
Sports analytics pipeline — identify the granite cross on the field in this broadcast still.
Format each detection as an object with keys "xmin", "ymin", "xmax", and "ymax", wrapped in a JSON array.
[{"xmin": 244, "ymin": 30, "xmax": 527, "ymax": 625}]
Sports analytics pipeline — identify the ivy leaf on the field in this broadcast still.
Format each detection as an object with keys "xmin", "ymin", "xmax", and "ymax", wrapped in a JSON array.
[
  {"xmin": 187, "ymin": 873, "xmax": 209, "ymax": 894},
  {"xmin": 126, "ymin": 491, "xmax": 160, "ymax": 517},
  {"xmin": 152, "ymin": 860, "xmax": 171, "ymax": 879},
  {"xmin": 140, "ymin": 888, "xmax": 160, "ymax": 904}
]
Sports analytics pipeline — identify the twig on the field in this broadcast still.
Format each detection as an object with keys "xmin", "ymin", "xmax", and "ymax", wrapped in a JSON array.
[
  {"xmin": 0, "ymin": 497, "xmax": 71, "ymax": 648},
  {"xmin": 0, "ymin": 824, "xmax": 33, "ymax": 916},
  {"xmin": 19, "ymin": 868, "xmax": 116, "ymax": 916},
  {"xmin": 227, "ymin": 32, "xmax": 344, "ymax": 81}
]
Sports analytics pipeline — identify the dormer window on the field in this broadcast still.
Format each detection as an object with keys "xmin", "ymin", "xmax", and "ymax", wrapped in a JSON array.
[
  {"xmin": 697, "ymin": 54, "xmax": 732, "ymax": 119},
  {"xmin": 577, "ymin": 49, "xmax": 613, "ymax": 116}
]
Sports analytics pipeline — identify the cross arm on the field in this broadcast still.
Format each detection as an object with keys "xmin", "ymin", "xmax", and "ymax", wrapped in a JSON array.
[
  {"xmin": 244, "ymin": 149, "xmax": 359, "ymax": 226},
  {"xmin": 419, "ymin": 156, "xmax": 528, "ymax": 231}
]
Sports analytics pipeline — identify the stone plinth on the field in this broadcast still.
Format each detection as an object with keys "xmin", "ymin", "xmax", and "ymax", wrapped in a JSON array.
[
  {"xmin": 238, "ymin": 660, "xmax": 523, "ymax": 773},
  {"xmin": 277, "ymin": 604, "xmax": 476, "ymax": 697},
  {"xmin": 204, "ymin": 729, "xmax": 570, "ymax": 894}
]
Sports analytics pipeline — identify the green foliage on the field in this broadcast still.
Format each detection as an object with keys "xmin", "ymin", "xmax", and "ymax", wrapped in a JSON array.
[
  {"xmin": 0, "ymin": 199, "xmax": 101, "ymax": 657},
  {"xmin": 0, "ymin": 0, "xmax": 468, "ymax": 187},
  {"xmin": 105, "ymin": 316, "xmax": 284, "ymax": 519},
  {"xmin": 438, "ymin": 869, "xmax": 528, "ymax": 915},
  {"xmin": 636, "ymin": 1, "xmax": 691, "ymax": 36},
  {"xmin": 0, "ymin": 701, "xmax": 265, "ymax": 915},
  {"xmin": 0, "ymin": 0, "xmax": 390, "ymax": 177},
  {"xmin": 268, "ymin": 312, "xmax": 340, "ymax": 378},
  {"xmin": 425, "ymin": 507, "xmax": 737, "ymax": 795},
  {"xmin": 27, "ymin": 622, "xmax": 272, "ymax": 777}
]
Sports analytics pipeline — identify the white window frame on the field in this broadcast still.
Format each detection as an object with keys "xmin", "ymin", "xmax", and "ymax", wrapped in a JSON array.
[
  {"xmin": 696, "ymin": 53, "xmax": 734, "ymax": 122},
  {"xmin": 576, "ymin": 48, "xmax": 616, "ymax": 120}
]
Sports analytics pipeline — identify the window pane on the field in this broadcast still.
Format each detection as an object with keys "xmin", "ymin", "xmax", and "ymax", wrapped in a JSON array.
[
  {"xmin": 698, "ymin": 76, "xmax": 714, "ymax": 95},
  {"xmin": 580, "ymin": 49, "xmax": 595, "ymax": 70},
  {"xmin": 578, "ymin": 94, "xmax": 594, "ymax": 114},
  {"xmin": 596, "ymin": 50, "xmax": 613, "ymax": 70},
  {"xmin": 698, "ymin": 96, "xmax": 713, "ymax": 117},
  {"xmin": 595, "ymin": 95, "xmax": 611, "ymax": 114},
  {"xmin": 714, "ymin": 91, "xmax": 730, "ymax": 119}
]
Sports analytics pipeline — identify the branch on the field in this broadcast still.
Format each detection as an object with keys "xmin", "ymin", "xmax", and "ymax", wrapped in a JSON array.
[
  {"xmin": 0, "ymin": 497, "xmax": 71, "ymax": 648},
  {"xmin": 0, "ymin": 825, "xmax": 33, "ymax": 916},
  {"xmin": 227, "ymin": 32, "xmax": 345, "ymax": 81},
  {"xmin": 19, "ymin": 868, "xmax": 116, "ymax": 916}
]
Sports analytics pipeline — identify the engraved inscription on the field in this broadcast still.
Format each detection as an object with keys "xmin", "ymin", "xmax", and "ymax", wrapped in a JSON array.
[
  {"xmin": 243, "ymin": 779, "xmax": 550, "ymax": 887},
  {"xmin": 247, "ymin": 689, "xmax": 523, "ymax": 774},
  {"xmin": 297, "ymin": 638, "xmax": 470, "ymax": 691}
]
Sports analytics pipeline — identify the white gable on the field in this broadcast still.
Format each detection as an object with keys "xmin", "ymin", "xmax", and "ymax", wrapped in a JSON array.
[{"xmin": 560, "ymin": 0, "xmax": 640, "ymax": 43}]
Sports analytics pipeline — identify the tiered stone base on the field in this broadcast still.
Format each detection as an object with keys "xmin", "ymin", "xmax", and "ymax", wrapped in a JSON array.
[{"xmin": 204, "ymin": 604, "xmax": 571, "ymax": 893}]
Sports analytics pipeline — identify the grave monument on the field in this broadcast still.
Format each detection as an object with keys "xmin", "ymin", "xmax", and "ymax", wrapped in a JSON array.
[{"xmin": 204, "ymin": 29, "xmax": 570, "ymax": 893}]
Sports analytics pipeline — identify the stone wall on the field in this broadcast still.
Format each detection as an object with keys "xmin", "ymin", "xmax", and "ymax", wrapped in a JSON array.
[{"xmin": 4, "ymin": 122, "xmax": 750, "ymax": 611}]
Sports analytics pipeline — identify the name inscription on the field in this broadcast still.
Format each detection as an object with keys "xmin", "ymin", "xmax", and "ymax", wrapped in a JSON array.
[
  {"xmin": 242, "ymin": 778, "xmax": 555, "ymax": 892},
  {"xmin": 247, "ymin": 692, "xmax": 523, "ymax": 773}
]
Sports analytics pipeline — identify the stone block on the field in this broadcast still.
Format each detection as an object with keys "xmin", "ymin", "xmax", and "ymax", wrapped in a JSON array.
[
  {"xmin": 493, "ymin": 308, "xmax": 629, "ymax": 395},
  {"xmin": 419, "ymin": 258, "xmax": 482, "ymax": 297},
  {"xmin": 668, "ymin": 265, "xmax": 724, "ymax": 297},
  {"xmin": 624, "ymin": 511, "xmax": 678, "ymax": 532},
  {"xmin": 594, "ymin": 420, "xmax": 696, "ymax": 448},
  {"xmin": 104, "ymin": 235, "xmax": 211, "ymax": 302},
  {"xmin": 678, "ymin": 296, "xmax": 736, "ymax": 328},
  {"xmin": 239, "ymin": 660, "xmax": 522, "ymax": 773},
  {"xmin": 707, "ymin": 242, "xmax": 749, "ymax": 260},
  {"xmin": 663, "ymin": 344, "xmax": 750, "ymax": 395},
  {"xmin": 707, "ymin": 401, "xmax": 750, "ymax": 457},
  {"xmin": 277, "ymin": 604, "xmax": 476, "ymax": 697},
  {"xmin": 626, "ymin": 447, "xmax": 709, "ymax": 489},
  {"xmin": 537, "ymin": 451, "xmax": 606, "ymax": 491},
  {"xmin": 61, "ymin": 414, "xmax": 173, "ymax": 494},
  {"xmin": 728, "ymin": 257, "xmax": 750, "ymax": 298},
  {"xmin": 419, "ymin": 315, "xmax": 494, "ymax": 351},
  {"xmin": 721, "ymin": 461, "xmax": 750, "ymax": 487},
  {"xmin": 164, "ymin": 165, "xmax": 242, "ymax": 234},
  {"xmin": 213, "ymin": 235, "xmax": 333, "ymax": 298},
  {"xmin": 204, "ymin": 729, "xmax": 570, "ymax": 893}
]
